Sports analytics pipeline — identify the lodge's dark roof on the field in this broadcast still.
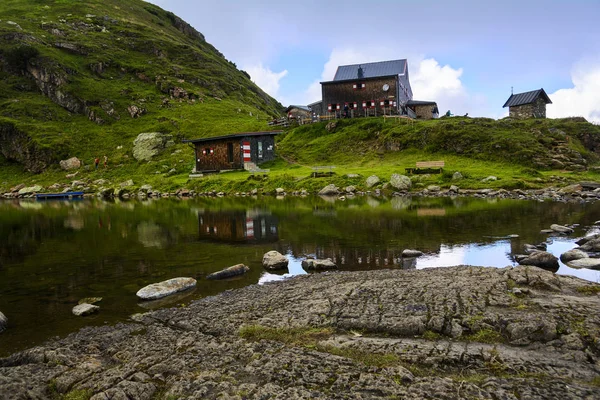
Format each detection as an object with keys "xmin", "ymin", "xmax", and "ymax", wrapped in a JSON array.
[
  {"xmin": 307, "ymin": 100, "xmax": 322, "ymax": 107},
  {"xmin": 406, "ymin": 100, "xmax": 437, "ymax": 106},
  {"xmin": 285, "ymin": 105, "xmax": 310, "ymax": 112},
  {"xmin": 502, "ymin": 89, "xmax": 552, "ymax": 108},
  {"xmin": 182, "ymin": 131, "xmax": 283, "ymax": 144},
  {"xmin": 333, "ymin": 59, "xmax": 407, "ymax": 81}
]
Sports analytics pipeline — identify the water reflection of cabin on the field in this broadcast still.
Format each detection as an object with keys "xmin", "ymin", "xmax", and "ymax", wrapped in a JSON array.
[
  {"xmin": 198, "ymin": 211, "xmax": 278, "ymax": 243},
  {"xmin": 183, "ymin": 131, "xmax": 282, "ymax": 173}
]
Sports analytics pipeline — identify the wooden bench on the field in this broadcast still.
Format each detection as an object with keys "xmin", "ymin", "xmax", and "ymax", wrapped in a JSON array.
[
  {"xmin": 311, "ymin": 165, "xmax": 336, "ymax": 177},
  {"xmin": 405, "ymin": 161, "xmax": 445, "ymax": 175}
]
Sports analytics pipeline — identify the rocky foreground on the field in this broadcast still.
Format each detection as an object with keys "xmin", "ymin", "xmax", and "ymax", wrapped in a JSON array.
[{"xmin": 1, "ymin": 266, "xmax": 600, "ymax": 399}]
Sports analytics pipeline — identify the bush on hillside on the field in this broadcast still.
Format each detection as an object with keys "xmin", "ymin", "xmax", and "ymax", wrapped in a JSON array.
[{"xmin": 3, "ymin": 45, "xmax": 39, "ymax": 72}]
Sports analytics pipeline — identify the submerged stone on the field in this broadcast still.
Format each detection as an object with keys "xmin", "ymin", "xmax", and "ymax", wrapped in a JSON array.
[
  {"xmin": 262, "ymin": 251, "xmax": 288, "ymax": 270},
  {"xmin": 72, "ymin": 304, "xmax": 99, "ymax": 316},
  {"xmin": 207, "ymin": 264, "xmax": 250, "ymax": 280},
  {"xmin": 136, "ymin": 277, "xmax": 197, "ymax": 300},
  {"xmin": 0, "ymin": 311, "xmax": 7, "ymax": 333},
  {"xmin": 78, "ymin": 297, "xmax": 103, "ymax": 305},
  {"xmin": 301, "ymin": 258, "xmax": 337, "ymax": 270}
]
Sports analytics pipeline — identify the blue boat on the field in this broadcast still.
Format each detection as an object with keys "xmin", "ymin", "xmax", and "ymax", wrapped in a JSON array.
[{"xmin": 35, "ymin": 191, "xmax": 85, "ymax": 200}]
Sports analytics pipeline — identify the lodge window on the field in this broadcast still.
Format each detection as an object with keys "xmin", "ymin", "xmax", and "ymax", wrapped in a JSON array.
[
  {"xmin": 362, "ymin": 100, "xmax": 375, "ymax": 108},
  {"xmin": 327, "ymin": 103, "xmax": 340, "ymax": 112},
  {"xmin": 258, "ymin": 141, "xmax": 263, "ymax": 159},
  {"xmin": 353, "ymin": 82, "xmax": 366, "ymax": 90},
  {"xmin": 202, "ymin": 147, "xmax": 214, "ymax": 156},
  {"xmin": 227, "ymin": 142, "xmax": 234, "ymax": 162}
]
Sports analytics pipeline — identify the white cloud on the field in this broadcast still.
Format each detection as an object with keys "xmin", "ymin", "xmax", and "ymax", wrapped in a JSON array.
[
  {"xmin": 244, "ymin": 64, "xmax": 288, "ymax": 99},
  {"xmin": 547, "ymin": 61, "xmax": 600, "ymax": 123}
]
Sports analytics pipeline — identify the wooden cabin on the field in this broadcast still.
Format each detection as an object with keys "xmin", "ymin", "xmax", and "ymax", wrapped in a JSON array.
[
  {"xmin": 502, "ymin": 89, "xmax": 552, "ymax": 119},
  {"xmin": 285, "ymin": 105, "xmax": 311, "ymax": 120},
  {"xmin": 183, "ymin": 131, "xmax": 282, "ymax": 173},
  {"xmin": 406, "ymin": 100, "xmax": 439, "ymax": 120},
  {"xmin": 320, "ymin": 59, "xmax": 414, "ymax": 117}
]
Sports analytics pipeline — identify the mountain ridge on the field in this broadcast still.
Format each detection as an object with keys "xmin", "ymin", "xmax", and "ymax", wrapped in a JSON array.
[{"xmin": 0, "ymin": 0, "xmax": 283, "ymax": 172}]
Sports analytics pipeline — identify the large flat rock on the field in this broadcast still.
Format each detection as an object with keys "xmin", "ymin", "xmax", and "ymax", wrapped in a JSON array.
[
  {"xmin": 136, "ymin": 277, "xmax": 197, "ymax": 300},
  {"xmin": 1, "ymin": 266, "xmax": 599, "ymax": 399}
]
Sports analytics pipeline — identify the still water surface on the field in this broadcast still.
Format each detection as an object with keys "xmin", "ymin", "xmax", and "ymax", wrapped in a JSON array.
[{"xmin": 1, "ymin": 195, "xmax": 600, "ymax": 356}]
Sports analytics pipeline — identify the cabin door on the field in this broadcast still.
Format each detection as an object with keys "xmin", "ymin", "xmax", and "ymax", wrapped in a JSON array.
[{"xmin": 242, "ymin": 141, "xmax": 251, "ymax": 164}]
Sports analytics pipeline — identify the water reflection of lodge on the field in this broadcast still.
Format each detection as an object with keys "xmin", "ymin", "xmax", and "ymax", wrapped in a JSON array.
[
  {"xmin": 290, "ymin": 243, "xmax": 441, "ymax": 270},
  {"xmin": 198, "ymin": 210, "xmax": 278, "ymax": 243}
]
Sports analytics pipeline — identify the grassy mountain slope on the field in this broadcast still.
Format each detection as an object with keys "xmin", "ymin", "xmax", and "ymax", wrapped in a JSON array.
[{"xmin": 0, "ymin": 0, "xmax": 282, "ymax": 173}]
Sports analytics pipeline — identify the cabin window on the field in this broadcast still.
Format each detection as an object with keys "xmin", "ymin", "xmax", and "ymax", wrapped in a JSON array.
[
  {"xmin": 202, "ymin": 148, "xmax": 214, "ymax": 156},
  {"xmin": 352, "ymin": 82, "xmax": 365, "ymax": 90},
  {"xmin": 227, "ymin": 142, "xmax": 234, "ymax": 162},
  {"xmin": 362, "ymin": 100, "xmax": 375, "ymax": 108},
  {"xmin": 258, "ymin": 141, "xmax": 263, "ymax": 159}
]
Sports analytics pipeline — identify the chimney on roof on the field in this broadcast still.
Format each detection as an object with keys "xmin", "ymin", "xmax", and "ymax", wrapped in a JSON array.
[{"xmin": 357, "ymin": 65, "xmax": 364, "ymax": 79}]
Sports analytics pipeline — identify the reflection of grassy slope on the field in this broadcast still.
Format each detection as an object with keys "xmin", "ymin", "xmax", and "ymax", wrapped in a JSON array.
[{"xmin": 0, "ymin": 0, "xmax": 281, "ymax": 181}]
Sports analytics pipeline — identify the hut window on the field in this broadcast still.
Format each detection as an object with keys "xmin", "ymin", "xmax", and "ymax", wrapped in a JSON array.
[
  {"xmin": 258, "ymin": 141, "xmax": 263, "ymax": 159},
  {"xmin": 202, "ymin": 148, "xmax": 213, "ymax": 156},
  {"xmin": 353, "ymin": 82, "xmax": 365, "ymax": 90}
]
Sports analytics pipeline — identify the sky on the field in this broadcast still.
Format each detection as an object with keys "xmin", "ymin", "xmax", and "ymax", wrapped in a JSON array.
[{"xmin": 146, "ymin": 0, "xmax": 600, "ymax": 121}]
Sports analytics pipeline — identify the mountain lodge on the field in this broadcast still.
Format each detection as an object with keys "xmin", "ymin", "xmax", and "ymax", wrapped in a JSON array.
[{"xmin": 502, "ymin": 89, "xmax": 552, "ymax": 119}]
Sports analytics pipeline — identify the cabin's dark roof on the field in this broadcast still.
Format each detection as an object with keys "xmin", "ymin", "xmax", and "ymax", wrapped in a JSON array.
[
  {"xmin": 182, "ymin": 131, "xmax": 283, "ymax": 144},
  {"xmin": 307, "ymin": 100, "xmax": 322, "ymax": 107},
  {"xmin": 285, "ymin": 105, "xmax": 310, "ymax": 112},
  {"xmin": 406, "ymin": 100, "xmax": 437, "ymax": 106},
  {"xmin": 502, "ymin": 89, "xmax": 552, "ymax": 108},
  {"xmin": 333, "ymin": 59, "xmax": 407, "ymax": 81}
]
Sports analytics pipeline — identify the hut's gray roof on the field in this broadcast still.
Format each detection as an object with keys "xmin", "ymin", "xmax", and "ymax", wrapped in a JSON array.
[
  {"xmin": 333, "ymin": 59, "xmax": 407, "ymax": 81},
  {"xmin": 406, "ymin": 100, "xmax": 437, "ymax": 106},
  {"xmin": 285, "ymin": 105, "xmax": 310, "ymax": 112},
  {"xmin": 182, "ymin": 131, "xmax": 283, "ymax": 144},
  {"xmin": 502, "ymin": 89, "xmax": 552, "ymax": 108}
]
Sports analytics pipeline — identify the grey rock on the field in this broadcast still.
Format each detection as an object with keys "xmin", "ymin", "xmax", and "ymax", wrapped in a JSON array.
[
  {"xmin": 426, "ymin": 185, "xmax": 440, "ymax": 192},
  {"xmin": 301, "ymin": 258, "xmax": 337, "ymax": 270},
  {"xmin": 449, "ymin": 185, "xmax": 459, "ymax": 193},
  {"xmin": 567, "ymin": 258, "xmax": 600, "ymax": 270},
  {"xmin": 389, "ymin": 174, "xmax": 411, "ymax": 190},
  {"xmin": 481, "ymin": 176, "xmax": 497, "ymax": 183},
  {"xmin": 560, "ymin": 249, "xmax": 589, "ymax": 263},
  {"xmin": 275, "ymin": 188, "xmax": 285, "ymax": 195},
  {"xmin": 558, "ymin": 184, "xmax": 583, "ymax": 194},
  {"xmin": 318, "ymin": 184, "xmax": 339, "ymax": 196},
  {"xmin": 402, "ymin": 249, "xmax": 423, "ymax": 258},
  {"xmin": 59, "ymin": 157, "xmax": 81, "ymax": 170},
  {"xmin": 262, "ymin": 250, "xmax": 288, "ymax": 270},
  {"xmin": 346, "ymin": 173, "xmax": 360, "ymax": 178},
  {"xmin": 207, "ymin": 264, "xmax": 250, "ymax": 280},
  {"xmin": 579, "ymin": 238, "xmax": 600, "ymax": 252},
  {"xmin": 576, "ymin": 234, "xmax": 600, "ymax": 246},
  {"xmin": 345, "ymin": 185, "xmax": 356, "ymax": 193},
  {"xmin": 72, "ymin": 304, "xmax": 99, "ymax": 316},
  {"xmin": 452, "ymin": 171, "xmax": 463, "ymax": 180},
  {"xmin": 132, "ymin": 132, "xmax": 173, "ymax": 161},
  {"xmin": 518, "ymin": 251, "xmax": 559, "ymax": 270},
  {"xmin": 550, "ymin": 224, "xmax": 574, "ymax": 234},
  {"xmin": 18, "ymin": 185, "xmax": 43, "ymax": 195},
  {"xmin": 136, "ymin": 277, "xmax": 197, "ymax": 300},
  {"xmin": 120, "ymin": 179, "xmax": 134, "ymax": 188},
  {"xmin": 0, "ymin": 311, "xmax": 7, "ymax": 333},
  {"xmin": 365, "ymin": 175, "xmax": 380, "ymax": 188}
]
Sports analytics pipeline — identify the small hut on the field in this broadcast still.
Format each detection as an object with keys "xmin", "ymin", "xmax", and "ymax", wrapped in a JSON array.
[
  {"xmin": 183, "ymin": 131, "xmax": 282, "ymax": 173},
  {"xmin": 406, "ymin": 100, "xmax": 439, "ymax": 119},
  {"xmin": 502, "ymin": 89, "xmax": 552, "ymax": 119}
]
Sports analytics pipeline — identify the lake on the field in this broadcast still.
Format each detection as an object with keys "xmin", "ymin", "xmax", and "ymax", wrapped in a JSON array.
[{"xmin": 1, "ymin": 195, "xmax": 599, "ymax": 357}]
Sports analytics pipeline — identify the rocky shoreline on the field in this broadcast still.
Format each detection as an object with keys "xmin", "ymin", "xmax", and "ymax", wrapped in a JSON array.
[
  {"xmin": 1, "ymin": 266, "xmax": 599, "ymax": 399},
  {"xmin": 3, "ymin": 181, "xmax": 600, "ymax": 204}
]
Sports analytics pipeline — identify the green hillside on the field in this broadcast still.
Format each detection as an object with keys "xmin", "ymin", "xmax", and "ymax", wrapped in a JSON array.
[{"xmin": 0, "ymin": 0, "xmax": 282, "ymax": 174}]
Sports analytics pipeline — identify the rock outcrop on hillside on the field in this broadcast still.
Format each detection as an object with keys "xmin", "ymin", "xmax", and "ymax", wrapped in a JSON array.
[{"xmin": 1, "ymin": 266, "xmax": 599, "ymax": 399}]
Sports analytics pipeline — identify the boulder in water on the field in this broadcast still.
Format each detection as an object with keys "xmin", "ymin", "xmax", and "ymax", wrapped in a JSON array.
[
  {"xmin": 262, "ymin": 251, "xmax": 288, "ymax": 270},
  {"xmin": 72, "ymin": 304, "xmax": 100, "ymax": 316},
  {"xmin": 207, "ymin": 264, "xmax": 250, "ymax": 280},
  {"xmin": 402, "ymin": 249, "xmax": 424, "ymax": 258},
  {"xmin": 560, "ymin": 249, "xmax": 589, "ymax": 263},
  {"xmin": 301, "ymin": 258, "xmax": 337, "ymax": 270},
  {"xmin": 518, "ymin": 251, "xmax": 559, "ymax": 271},
  {"xmin": 136, "ymin": 277, "xmax": 197, "ymax": 300}
]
